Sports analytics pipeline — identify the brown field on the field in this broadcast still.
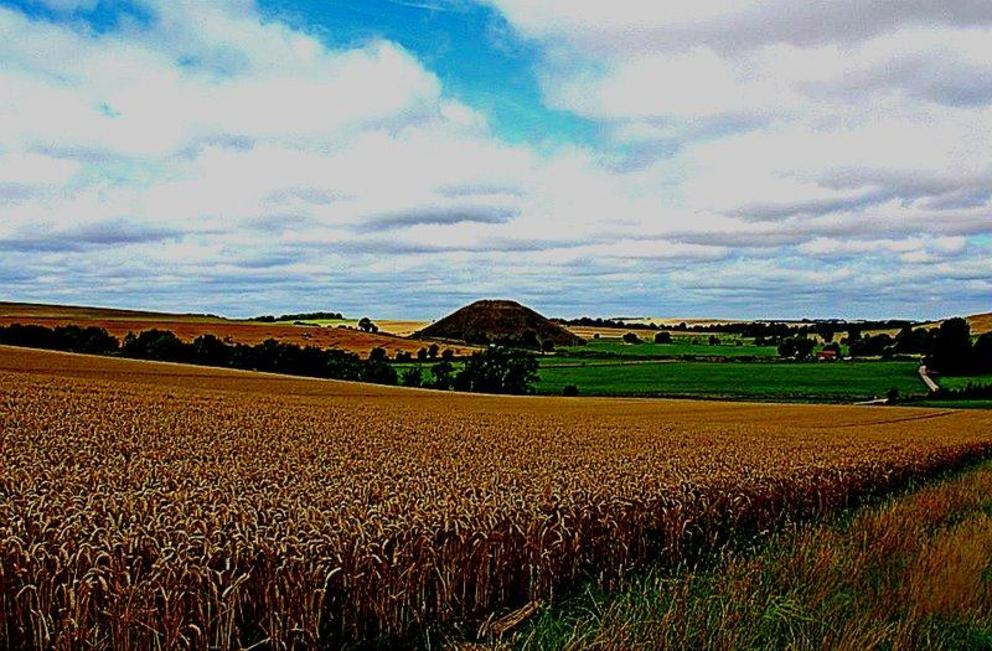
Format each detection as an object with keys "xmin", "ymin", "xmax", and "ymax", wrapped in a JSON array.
[
  {"xmin": 2, "ymin": 346, "xmax": 992, "ymax": 648},
  {"xmin": 0, "ymin": 303, "xmax": 474, "ymax": 358},
  {"xmin": 293, "ymin": 318, "xmax": 431, "ymax": 336},
  {"xmin": 966, "ymin": 311, "xmax": 992, "ymax": 335}
]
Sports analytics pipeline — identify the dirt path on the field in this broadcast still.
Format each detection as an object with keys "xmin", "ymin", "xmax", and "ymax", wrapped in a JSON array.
[{"xmin": 919, "ymin": 365, "xmax": 939, "ymax": 392}]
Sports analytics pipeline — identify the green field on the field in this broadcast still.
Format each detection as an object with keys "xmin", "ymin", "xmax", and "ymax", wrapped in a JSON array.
[
  {"xmin": 535, "ymin": 360, "xmax": 923, "ymax": 402},
  {"xmin": 938, "ymin": 374, "xmax": 992, "ymax": 391},
  {"xmin": 562, "ymin": 338, "xmax": 779, "ymax": 359}
]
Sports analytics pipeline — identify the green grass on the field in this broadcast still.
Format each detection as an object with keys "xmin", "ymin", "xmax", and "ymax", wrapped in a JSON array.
[
  {"xmin": 535, "ymin": 360, "xmax": 923, "ymax": 402},
  {"xmin": 562, "ymin": 339, "xmax": 779, "ymax": 359},
  {"xmin": 939, "ymin": 374, "xmax": 992, "ymax": 391}
]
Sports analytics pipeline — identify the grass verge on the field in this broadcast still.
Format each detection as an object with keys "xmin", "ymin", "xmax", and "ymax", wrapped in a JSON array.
[{"xmin": 487, "ymin": 461, "xmax": 992, "ymax": 650}]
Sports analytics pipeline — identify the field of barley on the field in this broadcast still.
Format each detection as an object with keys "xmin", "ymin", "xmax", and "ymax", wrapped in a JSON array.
[{"xmin": 2, "ymin": 345, "xmax": 992, "ymax": 648}]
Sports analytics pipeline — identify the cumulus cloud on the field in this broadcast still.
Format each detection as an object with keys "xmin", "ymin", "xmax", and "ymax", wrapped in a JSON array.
[{"xmin": 1, "ymin": 0, "xmax": 990, "ymax": 318}]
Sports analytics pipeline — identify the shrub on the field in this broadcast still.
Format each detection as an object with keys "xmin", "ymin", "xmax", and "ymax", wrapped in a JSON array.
[{"xmin": 401, "ymin": 367, "xmax": 423, "ymax": 388}]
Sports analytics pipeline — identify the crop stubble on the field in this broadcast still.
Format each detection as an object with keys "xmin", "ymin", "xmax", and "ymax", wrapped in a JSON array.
[{"xmin": 2, "ymin": 346, "xmax": 992, "ymax": 648}]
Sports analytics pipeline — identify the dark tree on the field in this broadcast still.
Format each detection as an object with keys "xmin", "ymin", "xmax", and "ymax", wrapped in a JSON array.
[
  {"xmin": 894, "ymin": 325, "xmax": 932, "ymax": 354},
  {"xmin": 541, "ymin": 339, "xmax": 555, "ymax": 353},
  {"xmin": 654, "ymin": 331, "xmax": 672, "ymax": 344},
  {"xmin": 192, "ymin": 334, "xmax": 231, "ymax": 366},
  {"xmin": 778, "ymin": 336, "xmax": 816, "ymax": 360},
  {"xmin": 401, "ymin": 367, "xmax": 423, "ymax": 388},
  {"xmin": 562, "ymin": 384, "xmax": 579, "ymax": 397},
  {"xmin": 360, "ymin": 347, "xmax": 396, "ymax": 384},
  {"xmin": 975, "ymin": 333, "xmax": 992, "ymax": 373},
  {"xmin": 357, "ymin": 317, "xmax": 378, "ymax": 333},
  {"xmin": 122, "ymin": 329, "xmax": 189, "ymax": 361},
  {"xmin": 454, "ymin": 347, "xmax": 539, "ymax": 394},
  {"xmin": 814, "ymin": 323, "xmax": 836, "ymax": 343},
  {"xmin": 849, "ymin": 333, "xmax": 894, "ymax": 358},
  {"xmin": 622, "ymin": 332, "xmax": 641, "ymax": 344},
  {"xmin": 928, "ymin": 318, "xmax": 972, "ymax": 374},
  {"xmin": 430, "ymin": 360, "xmax": 454, "ymax": 390},
  {"xmin": 428, "ymin": 343, "xmax": 439, "ymax": 359},
  {"xmin": 416, "ymin": 347, "xmax": 428, "ymax": 361},
  {"xmin": 708, "ymin": 335, "xmax": 721, "ymax": 346}
]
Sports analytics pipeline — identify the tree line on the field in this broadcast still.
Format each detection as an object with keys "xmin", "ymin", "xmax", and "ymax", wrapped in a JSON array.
[
  {"xmin": 0, "ymin": 324, "xmax": 539, "ymax": 394},
  {"xmin": 841, "ymin": 318, "xmax": 992, "ymax": 375},
  {"xmin": 771, "ymin": 317, "xmax": 992, "ymax": 375},
  {"xmin": 252, "ymin": 311, "xmax": 345, "ymax": 323}
]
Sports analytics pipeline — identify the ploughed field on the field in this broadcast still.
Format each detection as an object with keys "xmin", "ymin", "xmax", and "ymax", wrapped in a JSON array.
[{"xmin": 2, "ymin": 347, "xmax": 992, "ymax": 648}]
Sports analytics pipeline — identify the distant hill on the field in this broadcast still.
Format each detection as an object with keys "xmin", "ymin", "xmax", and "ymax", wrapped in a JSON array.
[
  {"xmin": 417, "ymin": 300, "xmax": 586, "ymax": 347},
  {"xmin": 966, "ymin": 312, "xmax": 992, "ymax": 335},
  {"xmin": 914, "ymin": 312, "xmax": 992, "ymax": 335}
]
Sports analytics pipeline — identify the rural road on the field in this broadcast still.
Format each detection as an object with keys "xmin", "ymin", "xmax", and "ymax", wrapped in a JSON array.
[{"xmin": 918, "ymin": 365, "xmax": 939, "ymax": 393}]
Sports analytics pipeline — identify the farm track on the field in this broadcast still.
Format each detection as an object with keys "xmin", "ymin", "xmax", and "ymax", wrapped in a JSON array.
[{"xmin": 2, "ymin": 346, "xmax": 992, "ymax": 648}]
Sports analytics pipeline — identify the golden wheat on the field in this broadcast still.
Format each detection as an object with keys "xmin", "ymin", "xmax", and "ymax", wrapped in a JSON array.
[{"xmin": 2, "ymin": 346, "xmax": 991, "ymax": 649}]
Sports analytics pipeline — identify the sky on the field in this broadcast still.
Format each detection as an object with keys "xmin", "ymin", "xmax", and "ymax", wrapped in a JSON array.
[{"xmin": 1, "ymin": 0, "xmax": 990, "ymax": 320}]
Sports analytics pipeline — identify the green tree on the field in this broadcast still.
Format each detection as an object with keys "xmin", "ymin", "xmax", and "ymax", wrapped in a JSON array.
[
  {"xmin": 454, "ymin": 347, "xmax": 539, "ymax": 394},
  {"xmin": 401, "ymin": 366, "xmax": 423, "ymax": 388},
  {"xmin": 431, "ymin": 360, "xmax": 454, "ymax": 390}
]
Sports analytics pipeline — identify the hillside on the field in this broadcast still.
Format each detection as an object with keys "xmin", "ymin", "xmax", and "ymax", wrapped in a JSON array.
[
  {"xmin": 967, "ymin": 312, "xmax": 992, "ymax": 335},
  {"xmin": 0, "ymin": 302, "xmax": 476, "ymax": 359},
  {"xmin": 417, "ymin": 299, "xmax": 586, "ymax": 347},
  {"xmin": 0, "ymin": 301, "xmax": 226, "ymax": 322}
]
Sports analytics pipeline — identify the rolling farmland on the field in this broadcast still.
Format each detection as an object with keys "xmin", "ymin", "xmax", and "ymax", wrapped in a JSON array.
[
  {"xmin": 3, "ymin": 347, "xmax": 992, "ymax": 648},
  {"xmin": 0, "ymin": 302, "xmax": 472, "ymax": 359}
]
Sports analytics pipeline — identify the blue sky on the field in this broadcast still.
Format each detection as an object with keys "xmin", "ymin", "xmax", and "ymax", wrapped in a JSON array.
[
  {"xmin": 0, "ymin": 0, "xmax": 990, "ymax": 320},
  {"xmin": 258, "ymin": 0, "xmax": 600, "ymax": 147}
]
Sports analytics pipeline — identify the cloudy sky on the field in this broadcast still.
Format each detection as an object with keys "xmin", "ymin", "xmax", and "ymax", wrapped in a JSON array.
[{"xmin": 1, "ymin": 0, "xmax": 990, "ymax": 320}]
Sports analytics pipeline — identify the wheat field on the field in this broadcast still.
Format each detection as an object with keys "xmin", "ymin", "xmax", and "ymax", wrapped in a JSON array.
[{"xmin": 2, "ymin": 346, "xmax": 991, "ymax": 648}]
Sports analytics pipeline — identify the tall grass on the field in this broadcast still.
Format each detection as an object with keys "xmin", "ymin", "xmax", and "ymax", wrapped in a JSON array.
[{"xmin": 503, "ymin": 462, "xmax": 992, "ymax": 650}]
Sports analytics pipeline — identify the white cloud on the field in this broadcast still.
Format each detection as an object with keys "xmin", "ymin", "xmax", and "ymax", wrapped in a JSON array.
[{"xmin": 1, "ymin": 0, "xmax": 991, "ymax": 318}]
